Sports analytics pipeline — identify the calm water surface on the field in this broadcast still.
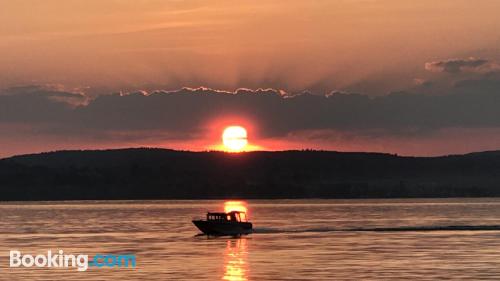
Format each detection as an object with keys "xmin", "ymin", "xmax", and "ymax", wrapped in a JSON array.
[{"xmin": 1, "ymin": 198, "xmax": 500, "ymax": 280}]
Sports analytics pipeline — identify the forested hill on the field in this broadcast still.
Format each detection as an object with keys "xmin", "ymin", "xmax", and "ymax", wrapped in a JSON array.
[{"xmin": 1, "ymin": 148, "xmax": 500, "ymax": 201}]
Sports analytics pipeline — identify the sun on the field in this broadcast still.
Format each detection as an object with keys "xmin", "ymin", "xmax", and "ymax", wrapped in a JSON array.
[{"xmin": 222, "ymin": 126, "xmax": 248, "ymax": 152}]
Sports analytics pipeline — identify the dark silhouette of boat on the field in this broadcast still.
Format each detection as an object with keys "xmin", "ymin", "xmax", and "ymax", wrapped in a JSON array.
[{"xmin": 192, "ymin": 211, "xmax": 253, "ymax": 235}]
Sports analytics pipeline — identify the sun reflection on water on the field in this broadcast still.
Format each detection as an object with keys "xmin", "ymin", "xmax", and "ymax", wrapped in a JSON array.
[
  {"xmin": 224, "ymin": 201, "xmax": 248, "ymax": 215},
  {"xmin": 222, "ymin": 239, "xmax": 248, "ymax": 281}
]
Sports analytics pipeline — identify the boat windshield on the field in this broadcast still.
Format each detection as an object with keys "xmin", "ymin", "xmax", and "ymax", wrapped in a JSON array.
[{"xmin": 239, "ymin": 212, "xmax": 247, "ymax": 222}]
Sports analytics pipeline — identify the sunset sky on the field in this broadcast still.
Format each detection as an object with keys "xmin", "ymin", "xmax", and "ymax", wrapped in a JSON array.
[{"xmin": 2, "ymin": 0, "xmax": 500, "ymax": 157}]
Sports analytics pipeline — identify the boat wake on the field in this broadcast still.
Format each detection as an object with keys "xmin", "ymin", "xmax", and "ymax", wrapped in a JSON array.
[{"xmin": 253, "ymin": 225, "xmax": 500, "ymax": 234}]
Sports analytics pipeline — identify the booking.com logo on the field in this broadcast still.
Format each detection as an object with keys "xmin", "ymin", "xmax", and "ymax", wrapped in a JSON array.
[{"xmin": 9, "ymin": 250, "xmax": 136, "ymax": 271}]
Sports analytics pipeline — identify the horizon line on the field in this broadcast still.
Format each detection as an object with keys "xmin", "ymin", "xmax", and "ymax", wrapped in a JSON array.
[{"xmin": 3, "ymin": 146, "xmax": 499, "ymax": 161}]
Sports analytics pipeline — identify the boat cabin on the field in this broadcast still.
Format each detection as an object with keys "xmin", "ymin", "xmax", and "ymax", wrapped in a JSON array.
[{"xmin": 206, "ymin": 211, "xmax": 248, "ymax": 223}]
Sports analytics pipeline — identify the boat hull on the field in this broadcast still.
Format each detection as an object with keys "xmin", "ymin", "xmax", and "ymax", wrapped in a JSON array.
[{"xmin": 192, "ymin": 220, "xmax": 253, "ymax": 235}]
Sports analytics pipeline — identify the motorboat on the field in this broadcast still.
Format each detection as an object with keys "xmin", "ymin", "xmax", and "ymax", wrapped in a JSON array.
[{"xmin": 192, "ymin": 211, "xmax": 253, "ymax": 235}]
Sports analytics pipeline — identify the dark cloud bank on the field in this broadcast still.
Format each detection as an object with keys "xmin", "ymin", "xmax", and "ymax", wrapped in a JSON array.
[
  {"xmin": 425, "ymin": 57, "xmax": 497, "ymax": 74},
  {"xmin": 2, "ymin": 80, "xmax": 500, "ymax": 144}
]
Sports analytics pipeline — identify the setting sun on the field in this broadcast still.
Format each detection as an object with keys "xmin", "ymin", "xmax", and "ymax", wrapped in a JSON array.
[{"xmin": 222, "ymin": 126, "xmax": 248, "ymax": 152}]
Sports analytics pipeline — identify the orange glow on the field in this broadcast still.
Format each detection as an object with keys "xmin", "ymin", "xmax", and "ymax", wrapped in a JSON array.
[
  {"xmin": 205, "ymin": 117, "xmax": 264, "ymax": 152},
  {"xmin": 222, "ymin": 126, "xmax": 248, "ymax": 152},
  {"xmin": 224, "ymin": 201, "xmax": 248, "ymax": 214}
]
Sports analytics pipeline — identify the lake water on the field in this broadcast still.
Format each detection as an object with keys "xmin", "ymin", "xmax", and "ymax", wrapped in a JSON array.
[{"xmin": 1, "ymin": 198, "xmax": 500, "ymax": 280}]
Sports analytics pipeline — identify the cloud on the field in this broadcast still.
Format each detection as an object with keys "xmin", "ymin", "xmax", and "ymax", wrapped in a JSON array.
[
  {"xmin": 2, "ymin": 83, "xmax": 500, "ymax": 140},
  {"xmin": 1, "ymin": 84, "xmax": 89, "ymax": 105},
  {"xmin": 424, "ymin": 57, "xmax": 499, "ymax": 74},
  {"xmin": 1, "ymin": 82, "xmax": 500, "ymax": 157}
]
